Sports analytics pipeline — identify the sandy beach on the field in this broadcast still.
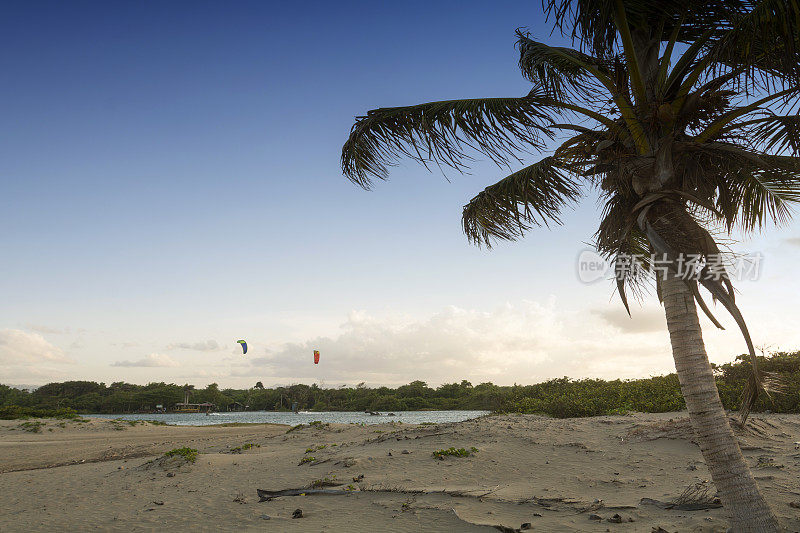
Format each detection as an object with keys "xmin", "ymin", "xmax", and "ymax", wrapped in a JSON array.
[{"xmin": 0, "ymin": 413, "xmax": 798, "ymax": 532}]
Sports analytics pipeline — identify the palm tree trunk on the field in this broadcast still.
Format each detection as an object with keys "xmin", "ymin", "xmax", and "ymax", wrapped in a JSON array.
[{"xmin": 661, "ymin": 275, "xmax": 781, "ymax": 532}]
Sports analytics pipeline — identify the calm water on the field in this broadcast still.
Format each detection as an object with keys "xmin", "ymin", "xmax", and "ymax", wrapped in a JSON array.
[{"xmin": 88, "ymin": 410, "xmax": 489, "ymax": 427}]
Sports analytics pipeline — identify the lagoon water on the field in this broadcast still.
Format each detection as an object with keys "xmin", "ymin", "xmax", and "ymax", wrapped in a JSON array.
[{"xmin": 88, "ymin": 410, "xmax": 489, "ymax": 427}]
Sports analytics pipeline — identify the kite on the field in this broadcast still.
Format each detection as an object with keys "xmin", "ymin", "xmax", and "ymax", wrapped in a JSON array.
[
  {"xmin": 237, "ymin": 340, "xmax": 247, "ymax": 355},
  {"xmin": 313, "ymin": 350, "xmax": 320, "ymax": 364}
]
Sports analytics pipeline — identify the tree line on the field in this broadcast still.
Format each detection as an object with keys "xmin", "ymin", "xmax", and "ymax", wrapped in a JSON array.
[{"xmin": 1, "ymin": 351, "xmax": 798, "ymax": 419}]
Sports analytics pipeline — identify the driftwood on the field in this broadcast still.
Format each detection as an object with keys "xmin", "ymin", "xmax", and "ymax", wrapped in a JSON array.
[
  {"xmin": 258, "ymin": 484, "xmax": 501, "ymax": 502},
  {"xmin": 258, "ymin": 488, "xmax": 352, "ymax": 501}
]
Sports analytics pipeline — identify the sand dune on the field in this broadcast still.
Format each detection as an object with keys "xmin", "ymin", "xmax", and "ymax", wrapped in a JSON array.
[{"xmin": 1, "ymin": 413, "xmax": 798, "ymax": 532}]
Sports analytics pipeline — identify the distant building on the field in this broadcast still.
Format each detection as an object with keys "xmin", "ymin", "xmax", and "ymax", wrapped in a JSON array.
[{"xmin": 174, "ymin": 402, "xmax": 214, "ymax": 413}]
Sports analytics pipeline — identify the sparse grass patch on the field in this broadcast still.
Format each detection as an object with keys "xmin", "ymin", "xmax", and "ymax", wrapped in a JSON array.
[
  {"xmin": 308, "ymin": 475, "xmax": 338, "ymax": 488},
  {"xmin": 18, "ymin": 421, "xmax": 45, "ymax": 433},
  {"xmin": 230, "ymin": 443, "xmax": 260, "ymax": 454},
  {"xmin": 432, "ymin": 447, "xmax": 478, "ymax": 460},
  {"xmin": 164, "ymin": 447, "xmax": 198, "ymax": 463},
  {"xmin": 298, "ymin": 456, "xmax": 316, "ymax": 465}
]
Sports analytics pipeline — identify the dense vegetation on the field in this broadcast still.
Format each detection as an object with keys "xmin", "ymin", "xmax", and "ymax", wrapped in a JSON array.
[{"xmin": 2, "ymin": 352, "xmax": 798, "ymax": 419}]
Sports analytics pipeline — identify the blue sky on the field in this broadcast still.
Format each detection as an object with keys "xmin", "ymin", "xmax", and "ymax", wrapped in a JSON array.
[{"xmin": 2, "ymin": 1, "xmax": 799, "ymax": 388}]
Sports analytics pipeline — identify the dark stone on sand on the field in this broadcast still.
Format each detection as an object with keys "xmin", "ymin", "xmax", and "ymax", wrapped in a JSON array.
[
  {"xmin": 401, "ymin": 450, "xmax": 410, "ymax": 454},
  {"xmin": 292, "ymin": 509, "xmax": 303, "ymax": 519},
  {"xmin": 589, "ymin": 514, "xmax": 603, "ymax": 521},
  {"xmin": 607, "ymin": 514, "xmax": 623, "ymax": 523},
  {"xmin": 166, "ymin": 472, "xmax": 175, "ymax": 477},
  {"xmin": 520, "ymin": 522, "xmax": 532, "ymax": 530},
  {"xmin": 260, "ymin": 514, "xmax": 271, "ymax": 520}
]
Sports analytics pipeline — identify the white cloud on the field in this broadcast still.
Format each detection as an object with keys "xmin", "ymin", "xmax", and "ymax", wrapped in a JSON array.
[
  {"xmin": 24, "ymin": 324, "xmax": 69, "ymax": 335},
  {"xmin": 166, "ymin": 340, "xmax": 221, "ymax": 352},
  {"xmin": 591, "ymin": 307, "xmax": 665, "ymax": 333},
  {"xmin": 241, "ymin": 302, "xmax": 675, "ymax": 386},
  {"xmin": 115, "ymin": 341, "xmax": 140, "ymax": 349},
  {"xmin": 70, "ymin": 339, "xmax": 85, "ymax": 349},
  {"xmin": 0, "ymin": 329, "xmax": 72, "ymax": 364},
  {"xmin": 0, "ymin": 366, "xmax": 77, "ymax": 386},
  {"xmin": 111, "ymin": 353, "xmax": 180, "ymax": 368}
]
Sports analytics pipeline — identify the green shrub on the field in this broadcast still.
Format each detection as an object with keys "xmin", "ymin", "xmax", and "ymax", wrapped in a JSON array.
[
  {"xmin": 0, "ymin": 406, "xmax": 80, "ymax": 420},
  {"xmin": 230, "ymin": 443, "xmax": 260, "ymax": 453},
  {"xmin": 18, "ymin": 420, "xmax": 45, "ymax": 433},
  {"xmin": 163, "ymin": 447, "xmax": 198, "ymax": 463},
  {"xmin": 432, "ymin": 447, "xmax": 477, "ymax": 460},
  {"xmin": 501, "ymin": 376, "xmax": 687, "ymax": 418}
]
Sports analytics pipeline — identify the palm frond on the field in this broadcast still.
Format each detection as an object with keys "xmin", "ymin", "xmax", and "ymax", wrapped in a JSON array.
[
  {"xmin": 745, "ymin": 115, "xmax": 800, "ymax": 156},
  {"xmin": 516, "ymin": 32, "xmax": 609, "ymax": 100},
  {"xmin": 727, "ymin": 169, "xmax": 800, "ymax": 230},
  {"xmin": 341, "ymin": 93, "xmax": 558, "ymax": 189},
  {"xmin": 462, "ymin": 157, "xmax": 583, "ymax": 247},
  {"xmin": 703, "ymin": 0, "xmax": 800, "ymax": 87},
  {"xmin": 552, "ymin": 128, "xmax": 609, "ymax": 168},
  {"xmin": 694, "ymin": 86, "xmax": 800, "ymax": 143},
  {"xmin": 543, "ymin": 0, "xmax": 738, "ymax": 58},
  {"xmin": 679, "ymin": 142, "xmax": 800, "ymax": 230}
]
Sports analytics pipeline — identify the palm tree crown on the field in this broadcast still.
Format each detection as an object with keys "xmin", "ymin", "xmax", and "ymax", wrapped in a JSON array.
[{"xmin": 341, "ymin": 0, "xmax": 800, "ymax": 420}]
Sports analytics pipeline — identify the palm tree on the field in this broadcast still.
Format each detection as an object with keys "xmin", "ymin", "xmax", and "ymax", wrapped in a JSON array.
[{"xmin": 340, "ymin": 1, "xmax": 799, "ymax": 531}]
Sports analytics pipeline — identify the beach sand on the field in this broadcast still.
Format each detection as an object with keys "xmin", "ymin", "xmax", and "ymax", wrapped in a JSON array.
[{"xmin": 1, "ymin": 412, "xmax": 798, "ymax": 532}]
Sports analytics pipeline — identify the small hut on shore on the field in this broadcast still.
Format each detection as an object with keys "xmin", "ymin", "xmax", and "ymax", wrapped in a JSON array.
[{"xmin": 174, "ymin": 402, "xmax": 214, "ymax": 413}]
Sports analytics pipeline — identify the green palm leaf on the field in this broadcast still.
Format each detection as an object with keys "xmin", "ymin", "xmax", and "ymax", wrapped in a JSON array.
[
  {"xmin": 341, "ymin": 94, "xmax": 558, "ymax": 189},
  {"xmin": 703, "ymin": 0, "xmax": 800, "ymax": 86},
  {"xmin": 746, "ymin": 115, "xmax": 800, "ymax": 156},
  {"xmin": 516, "ymin": 32, "xmax": 609, "ymax": 100},
  {"xmin": 681, "ymin": 142, "xmax": 800, "ymax": 230},
  {"xmin": 462, "ymin": 157, "xmax": 582, "ymax": 247}
]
